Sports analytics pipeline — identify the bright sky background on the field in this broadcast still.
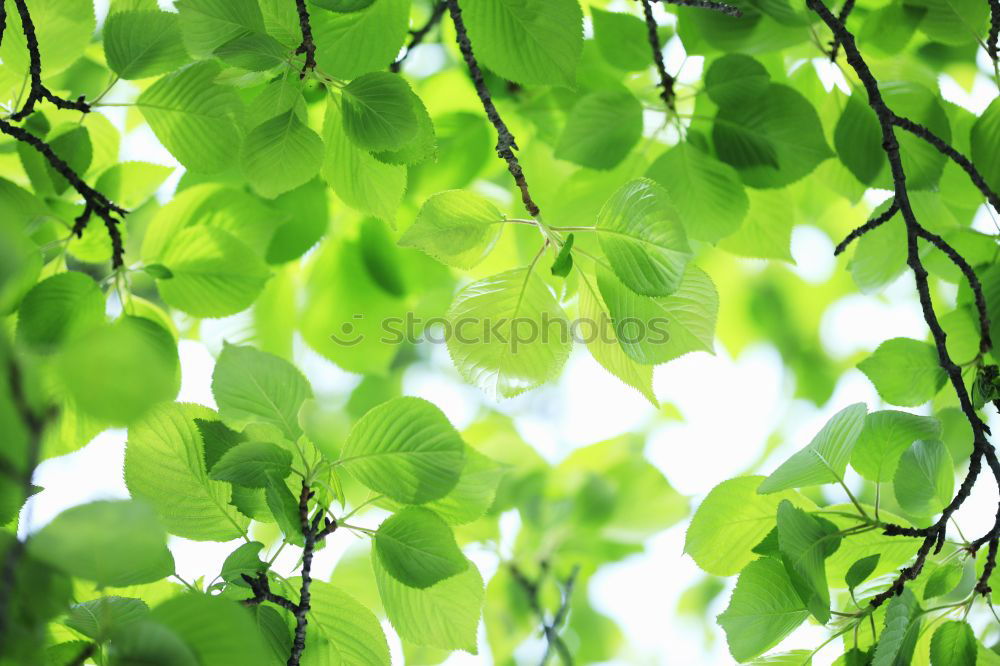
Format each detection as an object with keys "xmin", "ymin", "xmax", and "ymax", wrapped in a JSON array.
[{"xmin": 19, "ymin": 1, "xmax": 1000, "ymax": 663}]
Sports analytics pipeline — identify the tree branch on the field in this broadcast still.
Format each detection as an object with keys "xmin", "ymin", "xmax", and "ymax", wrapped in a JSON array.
[
  {"xmin": 655, "ymin": 0, "xmax": 743, "ymax": 17},
  {"xmin": 242, "ymin": 483, "xmax": 336, "ymax": 666},
  {"xmin": 809, "ymin": 0, "xmax": 1000, "ymax": 607},
  {"xmin": 0, "ymin": 119, "xmax": 127, "ymax": 267},
  {"xmin": 988, "ymin": 0, "xmax": 1000, "ymax": 61},
  {"xmin": 509, "ymin": 562, "xmax": 580, "ymax": 665},
  {"xmin": 638, "ymin": 0, "xmax": 675, "ymax": 109},
  {"xmin": 445, "ymin": 0, "xmax": 541, "ymax": 217},
  {"xmin": 833, "ymin": 200, "xmax": 898, "ymax": 256},
  {"xmin": 391, "ymin": 1, "xmax": 447, "ymax": 73},
  {"xmin": 827, "ymin": 0, "xmax": 855, "ymax": 61},
  {"xmin": 293, "ymin": 0, "xmax": 316, "ymax": 78},
  {"xmin": 7, "ymin": 0, "xmax": 90, "ymax": 120}
]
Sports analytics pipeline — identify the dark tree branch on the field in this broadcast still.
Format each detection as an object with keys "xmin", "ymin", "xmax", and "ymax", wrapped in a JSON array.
[
  {"xmin": 509, "ymin": 562, "xmax": 580, "ymax": 666},
  {"xmin": 827, "ymin": 0, "xmax": 855, "ymax": 61},
  {"xmin": 293, "ymin": 0, "xmax": 316, "ymax": 78},
  {"xmin": 988, "ymin": 0, "xmax": 1000, "ymax": 61},
  {"xmin": 391, "ymin": 1, "xmax": 448, "ymax": 73},
  {"xmin": 0, "ymin": 0, "xmax": 126, "ymax": 267},
  {"xmin": 655, "ymin": 0, "xmax": 743, "ymax": 16},
  {"xmin": 242, "ymin": 572, "xmax": 299, "ymax": 613},
  {"xmin": 809, "ymin": 0, "xmax": 1000, "ymax": 608},
  {"xmin": 0, "ymin": 119, "xmax": 127, "ymax": 267},
  {"xmin": 241, "ymin": 483, "xmax": 336, "ymax": 666},
  {"xmin": 639, "ymin": 0, "xmax": 675, "ymax": 109},
  {"xmin": 891, "ymin": 115, "xmax": 1000, "ymax": 215},
  {"xmin": 445, "ymin": 0, "xmax": 541, "ymax": 217},
  {"xmin": 833, "ymin": 200, "xmax": 898, "ymax": 256},
  {"xmin": 0, "ymin": 358, "xmax": 54, "ymax": 644},
  {"xmin": 8, "ymin": 0, "xmax": 89, "ymax": 121}
]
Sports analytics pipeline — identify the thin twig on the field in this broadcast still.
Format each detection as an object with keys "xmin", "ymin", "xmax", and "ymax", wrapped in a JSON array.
[
  {"xmin": 0, "ymin": 119, "xmax": 126, "ymax": 267},
  {"xmin": 655, "ymin": 0, "xmax": 742, "ymax": 16},
  {"xmin": 809, "ymin": 0, "xmax": 1000, "ymax": 607},
  {"xmin": 638, "ymin": 0, "xmax": 675, "ymax": 108},
  {"xmin": 242, "ymin": 483, "xmax": 336, "ymax": 666},
  {"xmin": 509, "ymin": 562, "xmax": 580, "ymax": 665},
  {"xmin": 828, "ymin": 0, "xmax": 855, "ymax": 61},
  {"xmin": 293, "ymin": 0, "xmax": 316, "ymax": 77},
  {"xmin": 445, "ymin": 0, "xmax": 540, "ymax": 216},
  {"xmin": 7, "ymin": 0, "xmax": 89, "ymax": 120},
  {"xmin": 833, "ymin": 200, "xmax": 898, "ymax": 256},
  {"xmin": 391, "ymin": 1, "xmax": 447, "ymax": 72}
]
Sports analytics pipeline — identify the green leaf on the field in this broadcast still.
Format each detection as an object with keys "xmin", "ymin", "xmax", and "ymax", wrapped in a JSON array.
[
  {"xmin": 103, "ymin": 10, "xmax": 189, "ymax": 79},
  {"xmin": 685, "ymin": 476, "xmax": 813, "ymax": 577},
  {"xmin": 209, "ymin": 441, "xmax": 293, "ymax": 488},
  {"xmin": 15, "ymin": 272, "xmax": 104, "ymax": 354},
  {"xmin": 374, "ymin": 507, "xmax": 468, "ymax": 588},
  {"xmin": 196, "ymin": 418, "xmax": 246, "ymax": 471},
  {"xmin": 137, "ymin": 62, "xmax": 242, "ymax": 173},
  {"xmin": 717, "ymin": 557, "xmax": 810, "ymax": 662},
  {"xmin": 461, "ymin": 0, "xmax": 583, "ymax": 86},
  {"xmin": 0, "ymin": 0, "xmax": 95, "ymax": 76},
  {"xmin": 341, "ymin": 397, "xmax": 465, "ymax": 504},
  {"xmin": 850, "ymin": 410, "xmax": 941, "ymax": 483},
  {"xmin": 311, "ymin": 0, "xmax": 410, "ymax": 79},
  {"xmin": 214, "ymin": 31, "xmax": 287, "ymax": 71},
  {"xmin": 57, "ymin": 316, "xmax": 180, "ymax": 425},
  {"xmin": 646, "ymin": 141, "xmax": 748, "ymax": 243},
  {"xmin": 249, "ymin": 605, "xmax": 291, "ymax": 664},
  {"xmin": 211, "ymin": 343, "xmax": 312, "ymax": 439},
  {"xmin": 872, "ymin": 588, "xmax": 921, "ymax": 666},
  {"xmin": 775, "ymin": 501, "xmax": 839, "ymax": 623},
  {"xmin": 893, "ymin": 439, "xmax": 954, "ymax": 516},
  {"xmin": 973, "ymin": 96, "xmax": 1000, "ymax": 195},
  {"xmin": 174, "ymin": 0, "xmax": 265, "ymax": 58},
  {"xmin": 65, "ymin": 597, "xmax": 149, "ymax": 641},
  {"xmin": 923, "ymin": 561, "xmax": 963, "ymax": 599},
  {"xmin": 219, "ymin": 541, "xmax": 267, "ymax": 587},
  {"xmin": 858, "ymin": 337, "xmax": 947, "ymax": 407},
  {"xmin": 144, "ymin": 263, "xmax": 174, "ymax": 280},
  {"xmin": 913, "ymin": 0, "xmax": 988, "ymax": 44},
  {"xmin": 398, "ymin": 190, "xmax": 505, "ymax": 269},
  {"xmin": 930, "ymin": 621, "xmax": 977, "ymax": 666},
  {"xmin": 125, "ymin": 402, "xmax": 250, "ymax": 541},
  {"xmin": 550, "ymin": 233, "xmax": 574, "ymax": 277},
  {"xmin": 595, "ymin": 264, "xmax": 718, "ymax": 365},
  {"xmin": 150, "ymin": 593, "xmax": 270, "ymax": 666},
  {"xmin": 445, "ymin": 268, "xmax": 572, "ymax": 399},
  {"xmin": 28, "ymin": 500, "xmax": 173, "ymax": 587},
  {"xmin": 241, "ymin": 111, "xmax": 324, "ymax": 199},
  {"xmin": 590, "ymin": 7, "xmax": 651, "ymax": 71},
  {"xmin": 372, "ymin": 549, "xmax": 483, "ymax": 654},
  {"xmin": 845, "ymin": 554, "xmax": 880, "ymax": 591},
  {"xmin": 577, "ymin": 273, "xmax": 656, "ymax": 405},
  {"xmin": 108, "ymin": 621, "xmax": 199, "ymax": 666},
  {"xmin": 341, "ymin": 72, "xmax": 419, "ymax": 152},
  {"xmin": 555, "ymin": 89, "xmax": 643, "ymax": 170},
  {"xmin": 835, "ymin": 90, "xmax": 884, "ymax": 186},
  {"xmin": 704, "ymin": 54, "xmax": 770, "ymax": 107},
  {"xmin": 403, "ymin": 447, "xmax": 505, "ymax": 525},
  {"xmin": 597, "ymin": 178, "xmax": 692, "ymax": 298},
  {"xmin": 758, "ymin": 403, "xmax": 868, "ymax": 493},
  {"xmin": 321, "ymin": 95, "xmax": 406, "ymax": 224},
  {"xmin": 157, "ymin": 226, "xmax": 270, "ymax": 317},
  {"xmin": 713, "ymin": 83, "xmax": 832, "ymax": 188},
  {"xmin": 264, "ymin": 474, "xmax": 304, "ymax": 547},
  {"xmin": 292, "ymin": 579, "xmax": 391, "ymax": 665}
]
